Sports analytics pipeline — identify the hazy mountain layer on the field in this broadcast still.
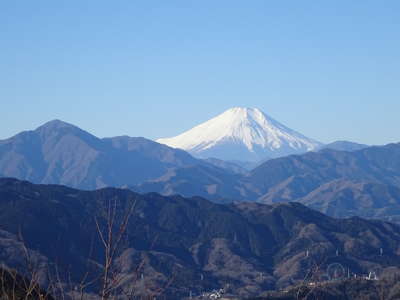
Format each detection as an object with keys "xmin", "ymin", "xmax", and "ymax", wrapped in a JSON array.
[
  {"xmin": 318, "ymin": 140, "xmax": 369, "ymax": 152},
  {"xmin": 249, "ymin": 143, "xmax": 400, "ymax": 201},
  {"xmin": 0, "ymin": 120, "xmax": 205, "ymax": 189},
  {"xmin": 137, "ymin": 143, "xmax": 400, "ymax": 222}
]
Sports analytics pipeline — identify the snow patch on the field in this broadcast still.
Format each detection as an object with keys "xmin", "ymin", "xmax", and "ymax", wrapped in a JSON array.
[{"xmin": 157, "ymin": 107, "xmax": 322, "ymax": 162}]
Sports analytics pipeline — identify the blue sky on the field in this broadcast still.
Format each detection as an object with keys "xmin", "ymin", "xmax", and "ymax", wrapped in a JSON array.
[{"xmin": 1, "ymin": 1, "xmax": 400, "ymax": 145}]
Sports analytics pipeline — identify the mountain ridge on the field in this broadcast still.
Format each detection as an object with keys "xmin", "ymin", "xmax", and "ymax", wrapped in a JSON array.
[
  {"xmin": 136, "ymin": 142, "xmax": 400, "ymax": 222},
  {"xmin": 2, "ymin": 120, "xmax": 400, "ymax": 224},
  {"xmin": 0, "ymin": 120, "xmax": 210, "ymax": 189},
  {"xmin": 318, "ymin": 140, "xmax": 369, "ymax": 152},
  {"xmin": 1, "ymin": 178, "xmax": 400, "ymax": 298}
]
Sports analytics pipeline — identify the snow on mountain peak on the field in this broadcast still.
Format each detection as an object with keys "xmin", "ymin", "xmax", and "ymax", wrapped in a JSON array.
[{"xmin": 157, "ymin": 107, "xmax": 322, "ymax": 162}]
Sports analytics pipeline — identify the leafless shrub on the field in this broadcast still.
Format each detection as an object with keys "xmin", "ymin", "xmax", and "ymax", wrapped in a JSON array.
[{"xmin": 95, "ymin": 197, "xmax": 136, "ymax": 300}]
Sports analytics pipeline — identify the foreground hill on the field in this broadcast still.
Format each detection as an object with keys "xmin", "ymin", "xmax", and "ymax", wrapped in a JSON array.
[{"xmin": 1, "ymin": 178, "xmax": 400, "ymax": 299}]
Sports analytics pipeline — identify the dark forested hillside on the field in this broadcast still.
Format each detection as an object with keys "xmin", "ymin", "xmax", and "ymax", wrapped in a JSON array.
[{"xmin": 1, "ymin": 178, "xmax": 400, "ymax": 299}]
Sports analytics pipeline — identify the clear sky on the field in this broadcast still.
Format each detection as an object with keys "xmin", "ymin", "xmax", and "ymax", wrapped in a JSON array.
[{"xmin": 2, "ymin": 1, "xmax": 400, "ymax": 145}]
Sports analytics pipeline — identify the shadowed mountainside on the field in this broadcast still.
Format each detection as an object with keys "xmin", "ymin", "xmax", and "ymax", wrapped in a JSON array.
[
  {"xmin": 317, "ymin": 140, "xmax": 369, "ymax": 152},
  {"xmin": 249, "ymin": 143, "xmax": 400, "ymax": 200},
  {"xmin": 1, "ymin": 178, "xmax": 400, "ymax": 298},
  {"xmin": 138, "ymin": 143, "xmax": 400, "ymax": 222}
]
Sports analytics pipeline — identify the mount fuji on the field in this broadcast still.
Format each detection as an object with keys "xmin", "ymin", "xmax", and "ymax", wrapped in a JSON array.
[{"xmin": 157, "ymin": 107, "xmax": 323, "ymax": 162}]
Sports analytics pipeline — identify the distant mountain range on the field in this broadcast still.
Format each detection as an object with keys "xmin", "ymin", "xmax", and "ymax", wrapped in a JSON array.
[
  {"xmin": 0, "ymin": 119, "xmax": 397, "ymax": 223},
  {"xmin": 137, "ymin": 143, "xmax": 400, "ymax": 222},
  {"xmin": 1, "ymin": 178, "xmax": 400, "ymax": 299},
  {"xmin": 157, "ymin": 107, "xmax": 322, "ymax": 162},
  {"xmin": 318, "ymin": 140, "xmax": 369, "ymax": 152}
]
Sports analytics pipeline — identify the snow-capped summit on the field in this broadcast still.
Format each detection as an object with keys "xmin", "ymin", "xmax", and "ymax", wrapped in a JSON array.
[{"xmin": 157, "ymin": 107, "xmax": 322, "ymax": 162}]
